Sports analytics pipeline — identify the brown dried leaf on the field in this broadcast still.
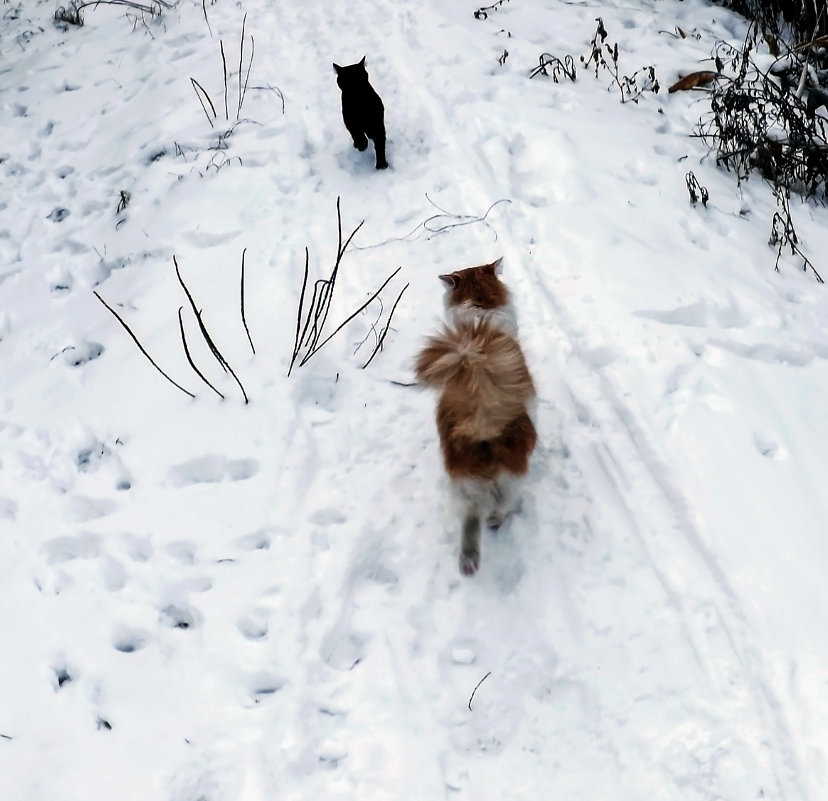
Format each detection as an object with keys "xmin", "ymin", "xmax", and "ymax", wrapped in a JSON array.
[{"xmin": 668, "ymin": 70, "xmax": 718, "ymax": 93}]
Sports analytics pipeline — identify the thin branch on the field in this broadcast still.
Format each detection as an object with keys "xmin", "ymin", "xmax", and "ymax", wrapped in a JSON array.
[
  {"xmin": 362, "ymin": 282, "xmax": 409, "ymax": 368},
  {"xmin": 238, "ymin": 35, "xmax": 255, "ymax": 120},
  {"xmin": 289, "ymin": 247, "xmax": 310, "ymax": 376},
  {"xmin": 201, "ymin": 0, "xmax": 211, "ymax": 36},
  {"xmin": 178, "ymin": 306, "xmax": 224, "ymax": 399},
  {"xmin": 174, "ymin": 256, "xmax": 250, "ymax": 403},
  {"xmin": 190, "ymin": 77, "xmax": 216, "ymax": 128},
  {"xmin": 220, "ymin": 40, "xmax": 229, "ymax": 120},
  {"xmin": 240, "ymin": 248, "xmax": 255, "ymax": 354},
  {"xmin": 468, "ymin": 671, "xmax": 492, "ymax": 711},
  {"xmin": 300, "ymin": 267, "xmax": 402, "ymax": 367},
  {"xmin": 93, "ymin": 291, "xmax": 195, "ymax": 399},
  {"xmin": 237, "ymin": 13, "xmax": 247, "ymax": 120}
]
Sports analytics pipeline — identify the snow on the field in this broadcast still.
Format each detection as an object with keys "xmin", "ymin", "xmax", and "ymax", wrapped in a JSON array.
[{"xmin": 2, "ymin": 0, "xmax": 827, "ymax": 798}]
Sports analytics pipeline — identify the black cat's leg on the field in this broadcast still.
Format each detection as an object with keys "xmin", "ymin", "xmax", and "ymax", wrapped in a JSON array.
[
  {"xmin": 350, "ymin": 128, "xmax": 369, "ymax": 151},
  {"xmin": 343, "ymin": 111, "xmax": 369, "ymax": 151},
  {"xmin": 373, "ymin": 131, "xmax": 388, "ymax": 169}
]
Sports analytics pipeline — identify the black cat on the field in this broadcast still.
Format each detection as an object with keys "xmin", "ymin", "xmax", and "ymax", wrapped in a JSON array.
[{"xmin": 332, "ymin": 57, "xmax": 388, "ymax": 170}]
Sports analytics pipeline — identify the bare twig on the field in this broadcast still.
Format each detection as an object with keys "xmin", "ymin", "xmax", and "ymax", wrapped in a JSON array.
[
  {"xmin": 220, "ymin": 40, "xmax": 229, "ymax": 120},
  {"xmin": 201, "ymin": 0, "xmax": 211, "ymax": 36},
  {"xmin": 301, "ymin": 267, "xmax": 402, "ymax": 367},
  {"xmin": 178, "ymin": 306, "xmax": 225, "ymax": 399},
  {"xmin": 240, "ymin": 248, "xmax": 255, "ymax": 354},
  {"xmin": 290, "ymin": 247, "xmax": 310, "ymax": 375},
  {"xmin": 238, "ymin": 36, "xmax": 254, "ymax": 120},
  {"xmin": 250, "ymin": 83, "xmax": 285, "ymax": 113},
  {"xmin": 190, "ymin": 77, "xmax": 216, "ymax": 127},
  {"xmin": 237, "ymin": 13, "xmax": 247, "ymax": 120},
  {"xmin": 468, "ymin": 672, "xmax": 492, "ymax": 711},
  {"xmin": 174, "ymin": 256, "xmax": 249, "ymax": 403},
  {"xmin": 362, "ymin": 282, "xmax": 409, "ymax": 368},
  {"xmin": 93, "ymin": 291, "xmax": 195, "ymax": 399},
  {"xmin": 289, "ymin": 197, "xmax": 365, "ymax": 374}
]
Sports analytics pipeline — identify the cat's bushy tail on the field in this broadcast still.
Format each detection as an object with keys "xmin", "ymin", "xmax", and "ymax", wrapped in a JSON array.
[{"xmin": 415, "ymin": 318, "xmax": 535, "ymax": 442}]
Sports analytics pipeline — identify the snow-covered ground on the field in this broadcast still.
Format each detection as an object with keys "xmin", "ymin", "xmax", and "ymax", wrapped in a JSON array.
[{"xmin": 1, "ymin": 0, "xmax": 827, "ymax": 797}]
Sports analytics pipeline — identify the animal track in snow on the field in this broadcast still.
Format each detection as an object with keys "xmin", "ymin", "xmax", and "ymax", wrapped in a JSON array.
[
  {"xmin": 41, "ymin": 532, "xmax": 101, "ymax": 564},
  {"xmin": 166, "ymin": 539, "xmax": 197, "ymax": 565},
  {"xmin": 112, "ymin": 626, "xmax": 149, "ymax": 653},
  {"xmin": 0, "ymin": 497, "xmax": 17, "ymax": 520},
  {"xmin": 753, "ymin": 432, "xmax": 788, "ymax": 460},
  {"xmin": 235, "ymin": 530, "xmax": 271, "ymax": 551},
  {"xmin": 65, "ymin": 495, "xmax": 117, "ymax": 523},
  {"xmin": 52, "ymin": 662, "xmax": 75, "ymax": 690},
  {"xmin": 160, "ymin": 603, "xmax": 201, "ymax": 630},
  {"xmin": 47, "ymin": 207, "xmax": 70, "ymax": 223},
  {"xmin": 237, "ymin": 612, "xmax": 269, "ymax": 641},
  {"xmin": 248, "ymin": 671, "xmax": 286, "ymax": 702},
  {"xmin": 60, "ymin": 340, "xmax": 104, "ymax": 367},
  {"xmin": 119, "ymin": 532, "xmax": 152, "ymax": 562},
  {"xmin": 636, "ymin": 297, "xmax": 748, "ymax": 329},
  {"xmin": 167, "ymin": 455, "xmax": 260, "ymax": 488}
]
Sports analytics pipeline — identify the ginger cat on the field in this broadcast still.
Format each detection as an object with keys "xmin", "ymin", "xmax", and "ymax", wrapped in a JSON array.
[{"xmin": 415, "ymin": 259, "xmax": 536, "ymax": 575}]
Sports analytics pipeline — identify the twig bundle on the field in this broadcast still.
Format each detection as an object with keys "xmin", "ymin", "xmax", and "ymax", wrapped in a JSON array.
[{"xmin": 289, "ymin": 197, "xmax": 407, "ymax": 375}]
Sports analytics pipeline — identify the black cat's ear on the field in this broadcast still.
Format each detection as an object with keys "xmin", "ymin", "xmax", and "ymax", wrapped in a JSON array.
[
  {"xmin": 492, "ymin": 257, "xmax": 503, "ymax": 276},
  {"xmin": 333, "ymin": 63, "xmax": 342, "ymax": 74},
  {"xmin": 439, "ymin": 273, "xmax": 457, "ymax": 289},
  {"xmin": 359, "ymin": 56, "xmax": 366, "ymax": 67}
]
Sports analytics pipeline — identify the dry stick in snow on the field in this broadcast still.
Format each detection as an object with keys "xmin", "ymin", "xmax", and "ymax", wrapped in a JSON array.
[
  {"xmin": 240, "ymin": 248, "xmax": 255, "ymax": 354},
  {"xmin": 301, "ymin": 266, "xmax": 402, "ymax": 369},
  {"xmin": 239, "ymin": 36, "xmax": 255, "ymax": 119},
  {"xmin": 288, "ymin": 197, "xmax": 365, "ymax": 375},
  {"xmin": 201, "ymin": 0, "xmax": 211, "ymax": 36},
  {"xmin": 190, "ymin": 78, "xmax": 216, "ymax": 128},
  {"xmin": 173, "ymin": 256, "xmax": 250, "ymax": 403},
  {"xmin": 93, "ymin": 290, "xmax": 195, "ymax": 399},
  {"xmin": 362, "ymin": 282, "xmax": 409, "ymax": 369},
  {"xmin": 220, "ymin": 40, "xmax": 229, "ymax": 120},
  {"xmin": 237, "ymin": 13, "xmax": 247, "ymax": 120},
  {"xmin": 468, "ymin": 672, "xmax": 492, "ymax": 711},
  {"xmin": 290, "ymin": 247, "xmax": 310, "ymax": 374},
  {"xmin": 178, "ymin": 307, "xmax": 225, "ymax": 399},
  {"xmin": 317, "ymin": 196, "xmax": 365, "ymax": 340}
]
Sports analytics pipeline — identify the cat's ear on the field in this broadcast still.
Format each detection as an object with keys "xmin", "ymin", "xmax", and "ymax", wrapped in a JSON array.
[
  {"xmin": 359, "ymin": 56, "xmax": 367, "ymax": 67},
  {"xmin": 439, "ymin": 273, "xmax": 457, "ymax": 289},
  {"xmin": 333, "ymin": 63, "xmax": 342, "ymax": 74},
  {"xmin": 491, "ymin": 257, "xmax": 503, "ymax": 276}
]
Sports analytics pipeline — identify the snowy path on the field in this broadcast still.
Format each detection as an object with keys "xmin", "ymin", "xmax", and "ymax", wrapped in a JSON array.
[{"xmin": 1, "ymin": 0, "xmax": 827, "ymax": 799}]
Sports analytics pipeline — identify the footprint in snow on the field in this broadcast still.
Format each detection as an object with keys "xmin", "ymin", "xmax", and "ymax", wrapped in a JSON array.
[
  {"xmin": 754, "ymin": 432, "xmax": 788, "ymax": 460},
  {"xmin": 167, "ymin": 454, "xmax": 260, "ymax": 488},
  {"xmin": 160, "ymin": 603, "xmax": 201, "ymax": 631},
  {"xmin": 237, "ymin": 612, "xmax": 269, "ymax": 641},
  {"xmin": 112, "ymin": 626, "xmax": 149, "ymax": 653},
  {"xmin": 59, "ymin": 341, "xmax": 104, "ymax": 367},
  {"xmin": 41, "ymin": 532, "xmax": 101, "ymax": 564},
  {"xmin": 47, "ymin": 207, "xmax": 70, "ymax": 223},
  {"xmin": 235, "ymin": 530, "xmax": 271, "ymax": 551},
  {"xmin": 248, "ymin": 670, "xmax": 286, "ymax": 703}
]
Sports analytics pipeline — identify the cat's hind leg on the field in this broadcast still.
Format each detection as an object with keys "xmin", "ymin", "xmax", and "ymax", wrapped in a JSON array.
[
  {"xmin": 486, "ymin": 473, "xmax": 520, "ymax": 530},
  {"xmin": 459, "ymin": 513, "xmax": 481, "ymax": 575},
  {"xmin": 372, "ymin": 132, "xmax": 388, "ymax": 169},
  {"xmin": 453, "ymin": 477, "xmax": 487, "ymax": 575}
]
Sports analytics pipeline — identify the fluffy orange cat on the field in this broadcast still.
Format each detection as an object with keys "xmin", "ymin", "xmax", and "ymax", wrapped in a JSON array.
[{"xmin": 415, "ymin": 259, "xmax": 537, "ymax": 575}]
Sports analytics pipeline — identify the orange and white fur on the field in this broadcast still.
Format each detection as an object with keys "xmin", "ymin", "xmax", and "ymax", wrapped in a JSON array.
[{"xmin": 415, "ymin": 259, "xmax": 537, "ymax": 575}]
